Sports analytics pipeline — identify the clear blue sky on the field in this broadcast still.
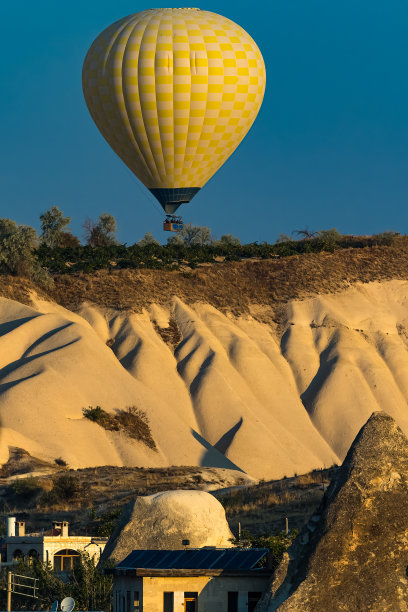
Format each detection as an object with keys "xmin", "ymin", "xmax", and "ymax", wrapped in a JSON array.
[{"xmin": 1, "ymin": 1, "xmax": 408, "ymax": 244}]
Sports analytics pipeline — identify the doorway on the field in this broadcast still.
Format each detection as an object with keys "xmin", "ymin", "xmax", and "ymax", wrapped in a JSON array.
[{"xmin": 184, "ymin": 592, "xmax": 198, "ymax": 612}]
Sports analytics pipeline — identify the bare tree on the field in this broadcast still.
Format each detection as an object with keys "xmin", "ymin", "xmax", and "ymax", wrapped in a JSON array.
[
  {"xmin": 292, "ymin": 227, "xmax": 317, "ymax": 240},
  {"xmin": 83, "ymin": 213, "xmax": 118, "ymax": 247}
]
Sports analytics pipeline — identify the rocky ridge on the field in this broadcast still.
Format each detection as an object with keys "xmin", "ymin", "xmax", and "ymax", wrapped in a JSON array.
[{"xmin": 258, "ymin": 412, "xmax": 408, "ymax": 612}]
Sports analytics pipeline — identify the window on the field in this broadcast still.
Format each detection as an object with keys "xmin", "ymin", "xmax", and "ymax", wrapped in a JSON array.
[
  {"xmin": 53, "ymin": 549, "xmax": 80, "ymax": 572},
  {"xmin": 12, "ymin": 549, "xmax": 23, "ymax": 560},
  {"xmin": 133, "ymin": 591, "xmax": 140, "ymax": 612},
  {"xmin": 27, "ymin": 549, "xmax": 39, "ymax": 566},
  {"xmin": 184, "ymin": 592, "xmax": 198, "ymax": 612},
  {"xmin": 228, "ymin": 592, "xmax": 238, "ymax": 612},
  {"xmin": 248, "ymin": 592, "xmax": 262, "ymax": 612},
  {"xmin": 163, "ymin": 592, "xmax": 174, "ymax": 612}
]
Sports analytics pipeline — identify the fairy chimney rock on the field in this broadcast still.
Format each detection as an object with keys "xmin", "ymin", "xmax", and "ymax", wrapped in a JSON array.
[
  {"xmin": 260, "ymin": 411, "xmax": 408, "ymax": 612},
  {"xmin": 101, "ymin": 489, "xmax": 234, "ymax": 564}
]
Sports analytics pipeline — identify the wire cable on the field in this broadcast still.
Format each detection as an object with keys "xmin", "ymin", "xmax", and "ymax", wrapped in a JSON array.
[{"xmin": 117, "ymin": 163, "xmax": 164, "ymax": 218}]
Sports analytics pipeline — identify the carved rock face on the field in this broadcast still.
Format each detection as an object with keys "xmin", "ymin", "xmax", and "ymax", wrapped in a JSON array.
[
  {"xmin": 263, "ymin": 412, "xmax": 408, "ymax": 612},
  {"xmin": 101, "ymin": 489, "xmax": 234, "ymax": 563}
]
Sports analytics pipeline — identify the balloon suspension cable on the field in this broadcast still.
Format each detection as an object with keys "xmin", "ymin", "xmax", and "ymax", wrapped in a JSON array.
[{"xmin": 120, "ymin": 165, "xmax": 164, "ymax": 218}]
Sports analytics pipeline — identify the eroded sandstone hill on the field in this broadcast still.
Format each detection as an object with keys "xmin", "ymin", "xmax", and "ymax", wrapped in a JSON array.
[{"xmin": 1, "ymin": 250, "xmax": 408, "ymax": 479}]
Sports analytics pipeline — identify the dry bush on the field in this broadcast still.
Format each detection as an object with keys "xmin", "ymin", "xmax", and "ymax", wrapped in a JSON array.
[
  {"xmin": 295, "ymin": 471, "xmax": 325, "ymax": 486},
  {"xmin": 83, "ymin": 406, "xmax": 156, "ymax": 451},
  {"xmin": 154, "ymin": 318, "xmax": 181, "ymax": 348}
]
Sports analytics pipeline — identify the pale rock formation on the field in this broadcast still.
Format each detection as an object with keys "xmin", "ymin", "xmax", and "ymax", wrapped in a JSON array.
[
  {"xmin": 258, "ymin": 412, "xmax": 408, "ymax": 612},
  {"xmin": 101, "ymin": 489, "xmax": 234, "ymax": 563},
  {"xmin": 3, "ymin": 280, "xmax": 408, "ymax": 479}
]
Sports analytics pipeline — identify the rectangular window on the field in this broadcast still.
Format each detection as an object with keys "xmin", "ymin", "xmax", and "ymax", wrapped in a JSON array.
[
  {"xmin": 184, "ymin": 592, "xmax": 198, "ymax": 612},
  {"xmin": 163, "ymin": 592, "xmax": 174, "ymax": 612},
  {"xmin": 228, "ymin": 592, "xmax": 238, "ymax": 612},
  {"xmin": 133, "ymin": 591, "xmax": 140, "ymax": 612}
]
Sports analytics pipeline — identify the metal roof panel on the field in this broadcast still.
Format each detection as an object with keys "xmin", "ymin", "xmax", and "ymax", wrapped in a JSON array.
[{"xmin": 117, "ymin": 548, "xmax": 268, "ymax": 571}]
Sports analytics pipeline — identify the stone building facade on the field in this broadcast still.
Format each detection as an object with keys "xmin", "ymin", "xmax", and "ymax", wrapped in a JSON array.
[
  {"xmin": 112, "ymin": 549, "xmax": 271, "ymax": 612},
  {"xmin": 1, "ymin": 517, "xmax": 107, "ymax": 571}
]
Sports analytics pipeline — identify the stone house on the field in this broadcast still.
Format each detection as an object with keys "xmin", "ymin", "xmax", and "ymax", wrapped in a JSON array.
[
  {"xmin": 112, "ymin": 548, "xmax": 271, "ymax": 612},
  {"xmin": 1, "ymin": 517, "xmax": 107, "ymax": 571}
]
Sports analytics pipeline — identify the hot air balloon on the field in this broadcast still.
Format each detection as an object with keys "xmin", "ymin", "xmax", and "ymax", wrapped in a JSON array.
[{"xmin": 82, "ymin": 8, "xmax": 266, "ymax": 230}]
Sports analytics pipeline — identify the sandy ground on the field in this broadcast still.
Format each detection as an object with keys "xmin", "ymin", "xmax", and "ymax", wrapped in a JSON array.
[{"xmin": 1, "ymin": 279, "xmax": 408, "ymax": 479}]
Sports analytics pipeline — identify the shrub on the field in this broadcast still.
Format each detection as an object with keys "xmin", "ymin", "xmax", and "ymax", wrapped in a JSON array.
[
  {"xmin": 232, "ymin": 529, "xmax": 298, "ymax": 571},
  {"xmin": 83, "ymin": 406, "xmax": 156, "ymax": 450},
  {"xmin": 372, "ymin": 231, "xmax": 400, "ymax": 246},
  {"xmin": 59, "ymin": 231, "xmax": 81, "ymax": 248},
  {"xmin": 0, "ymin": 554, "xmax": 113, "ymax": 611},
  {"xmin": 218, "ymin": 234, "xmax": 241, "ymax": 246},
  {"xmin": 40, "ymin": 473, "xmax": 85, "ymax": 506},
  {"xmin": 54, "ymin": 457, "xmax": 67, "ymax": 467},
  {"xmin": 316, "ymin": 228, "xmax": 342, "ymax": 252},
  {"xmin": 0, "ymin": 218, "xmax": 53, "ymax": 287},
  {"xmin": 82, "ymin": 405, "xmax": 105, "ymax": 423},
  {"xmin": 94, "ymin": 508, "xmax": 123, "ymax": 537},
  {"xmin": 275, "ymin": 233, "xmax": 291, "ymax": 244},
  {"xmin": 11, "ymin": 477, "xmax": 41, "ymax": 497},
  {"xmin": 138, "ymin": 232, "xmax": 159, "ymax": 246}
]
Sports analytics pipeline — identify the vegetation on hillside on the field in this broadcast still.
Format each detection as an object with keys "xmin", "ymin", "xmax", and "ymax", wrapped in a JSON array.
[
  {"xmin": 82, "ymin": 406, "xmax": 156, "ymax": 450},
  {"xmin": 0, "ymin": 206, "xmax": 402, "ymax": 280},
  {"xmin": 232, "ymin": 529, "xmax": 299, "ymax": 571},
  {"xmin": 35, "ymin": 229, "xmax": 401, "ymax": 274}
]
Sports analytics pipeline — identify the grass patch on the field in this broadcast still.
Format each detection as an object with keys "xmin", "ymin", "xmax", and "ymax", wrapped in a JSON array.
[
  {"xmin": 215, "ymin": 467, "xmax": 338, "ymax": 535},
  {"xmin": 83, "ymin": 406, "xmax": 156, "ymax": 451}
]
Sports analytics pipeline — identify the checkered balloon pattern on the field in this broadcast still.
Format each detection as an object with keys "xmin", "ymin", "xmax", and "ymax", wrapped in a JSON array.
[{"xmin": 82, "ymin": 8, "xmax": 266, "ymax": 192}]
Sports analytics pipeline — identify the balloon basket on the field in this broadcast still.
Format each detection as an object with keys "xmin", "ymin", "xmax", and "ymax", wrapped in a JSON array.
[{"xmin": 163, "ymin": 215, "xmax": 184, "ymax": 232}]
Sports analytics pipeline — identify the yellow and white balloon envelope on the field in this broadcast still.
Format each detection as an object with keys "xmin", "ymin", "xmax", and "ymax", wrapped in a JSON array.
[{"xmin": 83, "ymin": 8, "xmax": 266, "ymax": 213}]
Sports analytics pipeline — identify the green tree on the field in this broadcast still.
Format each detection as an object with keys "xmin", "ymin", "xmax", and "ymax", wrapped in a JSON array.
[
  {"xmin": 59, "ymin": 232, "xmax": 81, "ymax": 247},
  {"xmin": 0, "ymin": 555, "xmax": 113, "ymax": 611},
  {"xmin": 317, "ymin": 228, "xmax": 342, "ymax": 251},
  {"xmin": 232, "ymin": 529, "xmax": 298, "ymax": 571},
  {"xmin": 166, "ymin": 233, "xmax": 184, "ymax": 246},
  {"xmin": 275, "ymin": 233, "xmax": 291, "ymax": 244},
  {"xmin": 40, "ymin": 206, "xmax": 71, "ymax": 248},
  {"xmin": 70, "ymin": 553, "xmax": 114, "ymax": 611},
  {"xmin": 0, "ymin": 218, "xmax": 52, "ymax": 286},
  {"xmin": 138, "ymin": 232, "xmax": 159, "ymax": 246},
  {"xmin": 84, "ymin": 213, "xmax": 118, "ymax": 247},
  {"xmin": 178, "ymin": 222, "xmax": 212, "ymax": 246},
  {"xmin": 219, "ymin": 234, "xmax": 241, "ymax": 246}
]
